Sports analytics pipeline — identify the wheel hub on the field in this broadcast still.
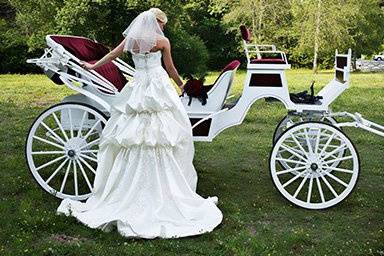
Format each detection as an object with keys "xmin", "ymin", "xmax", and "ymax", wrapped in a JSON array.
[
  {"xmin": 310, "ymin": 163, "xmax": 318, "ymax": 171},
  {"xmin": 65, "ymin": 137, "xmax": 87, "ymax": 159},
  {"xmin": 67, "ymin": 149, "xmax": 76, "ymax": 157}
]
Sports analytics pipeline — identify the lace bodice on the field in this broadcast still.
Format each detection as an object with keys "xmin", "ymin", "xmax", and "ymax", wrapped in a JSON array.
[{"xmin": 132, "ymin": 51, "xmax": 162, "ymax": 70}]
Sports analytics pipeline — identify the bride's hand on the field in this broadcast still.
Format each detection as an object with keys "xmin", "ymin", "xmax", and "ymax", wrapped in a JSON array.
[
  {"xmin": 179, "ymin": 84, "xmax": 185, "ymax": 94},
  {"xmin": 80, "ymin": 61, "xmax": 95, "ymax": 70}
]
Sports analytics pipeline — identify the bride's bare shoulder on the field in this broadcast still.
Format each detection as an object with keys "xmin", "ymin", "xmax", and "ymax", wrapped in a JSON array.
[{"xmin": 156, "ymin": 36, "xmax": 170, "ymax": 49}]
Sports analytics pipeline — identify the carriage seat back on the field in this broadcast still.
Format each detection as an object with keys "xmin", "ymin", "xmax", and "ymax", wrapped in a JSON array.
[
  {"xmin": 50, "ymin": 35, "xmax": 127, "ymax": 92},
  {"xmin": 239, "ymin": 25, "xmax": 287, "ymax": 65},
  {"xmin": 203, "ymin": 60, "xmax": 241, "ymax": 94},
  {"xmin": 317, "ymin": 49, "xmax": 352, "ymax": 107},
  {"xmin": 182, "ymin": 60, "xmax": 240, "ymax": 112}
]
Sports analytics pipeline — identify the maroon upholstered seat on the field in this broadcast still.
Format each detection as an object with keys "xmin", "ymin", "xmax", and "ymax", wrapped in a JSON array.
[
  {"xmin": 240, "ymin": 25, "xmax": 252, "ymax": 42},
  {"xmin": 88, "ymin": 60, "xmax": 127, "ymax": 92},
  {"xmin": 221, "ymin": 60, "xmax": 241, "ymax": 73},
  {"xmin": 250, "ymin": 58, "xmax": 286, "ymax": 64},
  {"xmin": 51, "ymin": 36, "xmax": 109, "ymax": 61},
  {"xmin": 50, "ymin": 35, "xmax": 127, "ymax": 92}
]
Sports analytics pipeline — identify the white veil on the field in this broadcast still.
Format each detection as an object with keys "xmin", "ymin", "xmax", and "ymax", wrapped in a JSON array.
[{"xmin": 122, "ymin": 10, "xmax": 164, "ymax": 54}]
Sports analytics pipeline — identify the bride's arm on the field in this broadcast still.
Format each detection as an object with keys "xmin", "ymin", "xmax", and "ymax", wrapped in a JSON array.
[
  {"xmin": 160, "ymin": 38, "xmax": 184, "ymax": 91},
  {"xmin": 81, "ymin": 38, "xmax": 126, "ymax": 70}
]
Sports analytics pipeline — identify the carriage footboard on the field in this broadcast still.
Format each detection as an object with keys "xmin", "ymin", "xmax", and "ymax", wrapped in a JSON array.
[{"xmin": 330, "ymin": 112, "xmax": 384, "ymax": 137}]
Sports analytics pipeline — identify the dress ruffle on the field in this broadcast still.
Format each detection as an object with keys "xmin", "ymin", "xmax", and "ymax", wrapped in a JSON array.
[
  {"xmin": 57, "ymin": 145, "xmax": 222, "ymax": 239},
  {"xmin": 100, "ymin": 68, "xmax": 192, "ymax": 149},
  {"xmin": 99, "ymin": 109, "xmax": 191, "ymax": 149}
]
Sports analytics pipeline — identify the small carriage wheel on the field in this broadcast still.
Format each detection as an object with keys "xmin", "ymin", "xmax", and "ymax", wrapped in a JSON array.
[
  {"xmin": 272, "ymin": 114, "xmax": 345, "ymax": 171},
  {"xmin": 25, "ymin": 102, "xmax": 108, "ymax": 201},
  {"xmin": 272, "ymin": 114, "xmax": 338, "ymax": 144},
  {"xmin": 269, "ymin": 121, "xmax": 360, "ymax": 210}
]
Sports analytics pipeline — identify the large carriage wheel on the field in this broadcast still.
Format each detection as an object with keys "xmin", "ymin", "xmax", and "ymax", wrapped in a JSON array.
[
  {"xmin": 25, "ymin": 102, "xmax": 108, "ymax": 200},
  {"xmin": 270, "ymin": 121, "xmax": 359, "ymax": 209}
]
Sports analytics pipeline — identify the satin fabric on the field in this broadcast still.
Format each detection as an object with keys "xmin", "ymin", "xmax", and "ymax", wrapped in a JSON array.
[{"xmin": 57, "ymin": 51, "xmax": 223, "ymax": 239}]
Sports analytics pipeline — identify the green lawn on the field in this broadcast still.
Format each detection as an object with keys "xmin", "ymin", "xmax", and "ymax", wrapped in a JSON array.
[{"xmin": 0, "ymin": 69, "xmax": 384, "ymax": 255}]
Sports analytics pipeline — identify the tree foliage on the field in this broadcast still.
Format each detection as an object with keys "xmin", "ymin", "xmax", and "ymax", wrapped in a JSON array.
[{"xmin": 1, "ymin": 0, "xmax": 384, "ymax": 73}]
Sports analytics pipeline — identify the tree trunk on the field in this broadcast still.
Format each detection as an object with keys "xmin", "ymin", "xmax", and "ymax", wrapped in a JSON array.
[{"xmin": 313, "ymin": 0, "xmax": 322, "ymax": 73}]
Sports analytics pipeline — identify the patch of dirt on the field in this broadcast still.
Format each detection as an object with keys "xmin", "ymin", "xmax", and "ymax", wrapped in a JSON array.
[
  {"xmin": 247, "ymin": 225, "xmax": 257, "ymax": 236},
  {"xmin": 50, "ymin": 234, "xmax": 88, "ymax": 244}
]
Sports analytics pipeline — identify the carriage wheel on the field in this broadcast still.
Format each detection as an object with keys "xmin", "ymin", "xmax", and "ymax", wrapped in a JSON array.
[
  {"xmin": 270, "ymin": 121, "xmax": 359, "ymax": 209},
  {"xmin": 25, "ymin": 102, "xmax": 108, "ymax": 200}
]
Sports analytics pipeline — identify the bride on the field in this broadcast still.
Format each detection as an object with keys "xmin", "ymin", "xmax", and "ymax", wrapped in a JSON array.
[{"xmin": 56, "ymin": 7, "xmax": 223, "ymax": 239}]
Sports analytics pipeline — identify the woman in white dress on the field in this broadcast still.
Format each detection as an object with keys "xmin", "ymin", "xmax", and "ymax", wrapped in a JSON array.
[{"xmin": 56, "ymin": 8, "xmax": 223, "ymax": 239}]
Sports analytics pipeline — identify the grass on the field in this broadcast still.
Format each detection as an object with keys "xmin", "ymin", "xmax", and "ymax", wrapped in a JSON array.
[{"xmin": 0, "ymin": 69, "xmax": 383, "ymax": 255}]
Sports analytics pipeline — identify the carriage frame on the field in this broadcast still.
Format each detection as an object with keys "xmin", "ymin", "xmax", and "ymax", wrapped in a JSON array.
[{"xmin": 25, "ymin": 28, "xmax": 384, "ymax": 209}]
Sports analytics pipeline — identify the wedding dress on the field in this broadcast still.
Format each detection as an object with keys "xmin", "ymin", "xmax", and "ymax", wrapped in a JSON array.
[{"xmin": 56, "ymin": 50, "xmax": 223, "ymax": 239}]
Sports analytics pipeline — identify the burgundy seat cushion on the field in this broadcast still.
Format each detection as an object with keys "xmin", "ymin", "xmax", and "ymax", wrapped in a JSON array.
[
  {"xmin": 240, "ymin": 25, "xmax": 252, "ymax": 42},
  {"xmin": 50, "ymin": 35, "xmax": 127, "ymax": 91},
  {"xmin": 250, "ymin": 58, "xmax": 286, "ymax": 64},
  {"xmin": 51, "ymin": 36, "xmax": 109, "ymax": 61},
  {"xmin": 88, "ymin": 60, "xmax": 127, "ymax": 92},
  {"xmin": 221, "ymin": 60, "xmax": 241, "ymax": 73}
]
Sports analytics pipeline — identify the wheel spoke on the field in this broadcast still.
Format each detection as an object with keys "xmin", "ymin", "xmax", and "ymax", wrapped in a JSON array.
[
  {"xmin": 60, "ymin": 160, "xmax": 72, "ymax": 193},
  {"xmin": 304, "ymin": 128, "xmax": 314, "ymax": 155},
  {"xmin": 78, "ymin": 156, "xmax": 96, "ymax": 174},
  {"xmin": 323, "ymin": 155, "xmax": 353, "ymax": 165},
  {"xmin": 33, "ymin": 135, "xmax": 65, "ymax": 150},
  {"xmin": 81, "ymin": 149, "xmax": 99, "ymax": 154},
  {"xmin": 79, "ymin": 153, "xmax": 98, "ymax": 163},
  {"xmin": 276, "ymin": 157, "xmax": 307, "ymax": 166},
  {"xmin": 319, "ymin": 174, "xmax": 339, "ymax": 198},
  {"xmin": 68, "ymin": 108, "xmax": 74, "ymax": 138},
  {"xmin": 320, "ymin": 169, "xmax": 348, "ymax": 187},
  {"xmin": 52, "ymin": 112, "xmax": 69, "ymax": 142},
  {"xmin": 319, "ymin": 132, "xmax": 336, "ymax": 156},
  {"xmin": 282, "ymin": 170, "xmax": 308, "ymax": 188},
  {"xmin": 315, "ymin": 177, "xmax": 325, "ymax": 203},
  {"xmin": 281, "ymin": 144, "xmax": 308, "ymax": 162},
  {"xmin": 306, "ymin": 177, "xmax": 314, "ymax": 203},
  {"xmin": 46, "ymin": 158, "xmax": 69, "ymax": 184},
  {"xmin": 322, "ymin": 166, "xmax": 354, "ymax": 174},
  {"xmin": 83, "ymin": 120, "xmax": 101, "ymax": 140},
  {"xmin": 73, "ymin": 160, "xmax": 78, "ymax": 196},
  {"xmin": 32, "ymin": 151, "xmax": 65, "ymax": 155},
  {"xmin": 290, "ymin": 133, "xmax": 309, "ymax": 158},
  {"xmin": 35, "ymin": 155, "xmax": 67, "ymax": 171},
  {"xmin": 75, "ymin": 159, "xmax": 93, "ymax": 192},
  {"xmin": 276, "ymin": 166, "xmax": 307, "ymax": 175},
  {"xmin": 41, "ymin": 121, "xmax": 66, "ymax": 145},
  {"xmin": 293, "ymin": 173, "xmax": 309, "ymax": 198},
  {"xmin": 77, "ymin": 110, "xmax": 87, "ymax": 138},
  {"xmin": 314, "ymin": 128, "xmax": 321, "ymax": 154},
  {"xmin": 321, "ymin": 144, "xmax": 347, "ymax": 161},
  {"xmin": 79, "ymin": 138, "xmax": 100, "ymax": 150}
]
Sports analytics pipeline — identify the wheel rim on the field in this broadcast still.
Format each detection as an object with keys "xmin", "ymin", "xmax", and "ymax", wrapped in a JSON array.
[
  {"xmin": 270, "ymin": 122, "xmax": 359, "ymax": 209},
  {"xmin": 26, "ymin": 103, "xmax": 107, "ymax": 200}
]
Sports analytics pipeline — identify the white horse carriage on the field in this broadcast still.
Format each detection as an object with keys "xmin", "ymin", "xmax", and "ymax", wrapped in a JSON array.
[{"xmin": 26, "ymin": 26, "xmax": 384, "ymax": 210}]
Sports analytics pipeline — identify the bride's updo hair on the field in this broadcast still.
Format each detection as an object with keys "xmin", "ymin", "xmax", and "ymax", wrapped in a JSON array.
[{"xmin": 149, "ymin": 8, "xmax": 167, "ymax": 24}]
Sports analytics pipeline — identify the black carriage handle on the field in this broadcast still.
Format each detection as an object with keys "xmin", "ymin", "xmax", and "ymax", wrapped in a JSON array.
[{"xmin": 310, "ymin": 80, "xmax": 315, "ymax": 100}]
